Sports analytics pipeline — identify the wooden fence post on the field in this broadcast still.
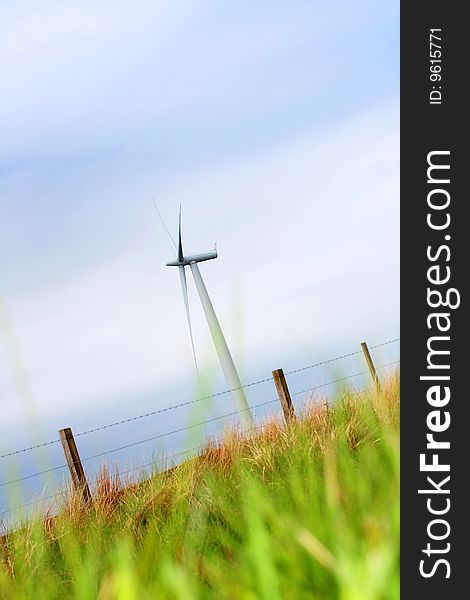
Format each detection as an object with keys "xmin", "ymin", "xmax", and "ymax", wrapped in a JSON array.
[
  {"xmin": 272, "ymin": 368, "xmax": 296, "ymax": 424},
  {"xmin": 360, "ymin": 341, "xmax": 382, "ymax": 393},
  {"xmin": 59, "ymin": 427, "xmax": 92, "ymax": 505}
]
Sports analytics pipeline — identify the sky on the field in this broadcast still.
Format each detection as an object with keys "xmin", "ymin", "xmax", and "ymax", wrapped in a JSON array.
[{"xmin": 0, "ymin": 1, "xmax": 399, "ymax": 512}]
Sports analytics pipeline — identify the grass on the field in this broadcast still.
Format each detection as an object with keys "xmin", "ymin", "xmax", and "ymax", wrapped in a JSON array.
[{"xmin": 0, "ymin": 374, "xmax": 399, "ymax": 599}]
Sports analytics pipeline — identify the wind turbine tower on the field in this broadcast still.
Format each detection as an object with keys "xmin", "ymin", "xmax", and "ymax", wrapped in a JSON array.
[{"xmin": 166, "ymin": 210, "xmax": 254, "ymax": 428}]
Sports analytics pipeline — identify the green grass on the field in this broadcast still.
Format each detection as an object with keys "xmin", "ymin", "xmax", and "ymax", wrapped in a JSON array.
[{"xmin": 0, "ymin": 375, "xmax": 399, "ymax": 599}]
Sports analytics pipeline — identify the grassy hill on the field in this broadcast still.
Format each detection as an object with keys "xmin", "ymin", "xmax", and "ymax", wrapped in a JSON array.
[{"xmin": 0, "ymin": 374, "xmax": 399, "ymax": 600}]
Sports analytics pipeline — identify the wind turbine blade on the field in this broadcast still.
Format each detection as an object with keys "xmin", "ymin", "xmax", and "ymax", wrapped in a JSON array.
[
  {"xmin": 178, "ymin": 205, "xmax": 184, "ymax": 263},
  {"xmin": 152, "ymin": 198, "xmax": 177, "ymax": 251},
  {"xmin": 179, "ymin": 265, "xmax": 199, "ymax": 380}
]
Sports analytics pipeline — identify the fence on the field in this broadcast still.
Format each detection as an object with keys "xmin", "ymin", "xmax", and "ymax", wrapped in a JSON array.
[{"xmin": 0, "ymin": 338, "xmax": 399, "ymax": 521}]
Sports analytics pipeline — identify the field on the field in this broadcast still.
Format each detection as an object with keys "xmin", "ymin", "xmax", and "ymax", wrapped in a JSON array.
[{"xmin": 0, "ymin": 374, "xmax": 399, "ymax": 599}]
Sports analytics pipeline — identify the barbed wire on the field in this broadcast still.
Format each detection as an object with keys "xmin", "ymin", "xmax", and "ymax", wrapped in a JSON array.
[
  {"xmin": 0, "ymin": 359, "xmax": 400, "ymax": 492},
  {"xmin": 2, "ymin": 424, "xmax": 269, "ymax": 518},
  {"xmin": 283, "ymin": 338, "xmax": 399, "ymax": 377},
  {"xmin": 1, "ymin": 450, "xmax": 191, "ymax": 519},
  {"xmin": 370, "ymin": 338, "xmax": 400, "ymax": 349},
  {"xmin": 78, "ymin": 400, "xmax": 277, "ymax": 465},
  {"xmin": 0, "ymin": 337, "xmax": 400, "ymax": 460},
  {"xmin": 290, "ymin": 360, "xmax": 400, "ymax": 398},
  {"xmin": 1, "ymin": 490, "xmax": 68, "ymax": 518},
  {"xmin": 1, "ymin": 358, "xmax": 401, "ymax": 520},
  {"xmin": 0, "ymin": 438, "xmax": 61, "ymax": 461},
  {"xmin": 0, "ymin": 400, "xmax": 279, "ymax": 489},
  {"xmin": 88, "ymin": 422, "xmax": 270, "ymax": 491}
]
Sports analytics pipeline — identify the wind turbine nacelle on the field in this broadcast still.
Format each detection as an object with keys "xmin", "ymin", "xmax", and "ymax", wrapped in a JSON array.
[{"xmin": 166, "ymin": 248, "xmax": 218, "ymax": 267}]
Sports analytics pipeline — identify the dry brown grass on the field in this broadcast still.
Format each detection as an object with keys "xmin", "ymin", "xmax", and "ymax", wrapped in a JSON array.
[
  {"xmin": 0, "ymin": 373, "xmax": 400, "ymax": 599},
  {"xmin": 5, "ymin": 372, "xmax": 399, "ymax": 541}
]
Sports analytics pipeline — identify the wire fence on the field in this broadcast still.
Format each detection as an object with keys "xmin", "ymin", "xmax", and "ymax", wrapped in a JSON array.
[
  {"xmin": 2, "ymin": 423, "xmax": 271, "ymax": 519},
  {"xmin": 0, "ymin": 337, "xmax": 399, "ymax": 461},
  {"xmin": 0, "ymin": 338, "xmax": 400, "ymax": 521}
]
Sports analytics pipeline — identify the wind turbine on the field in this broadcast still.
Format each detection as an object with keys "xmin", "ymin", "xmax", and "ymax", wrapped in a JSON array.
[{"xmin": 166, "ymin": 209, "xmax": 254, "ymax": 428}]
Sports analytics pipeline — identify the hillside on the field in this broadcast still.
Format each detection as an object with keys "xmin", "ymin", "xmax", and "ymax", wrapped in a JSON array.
[{"xmin": 0, "ymin": 374, "xmax": 399, "ymax": 600}]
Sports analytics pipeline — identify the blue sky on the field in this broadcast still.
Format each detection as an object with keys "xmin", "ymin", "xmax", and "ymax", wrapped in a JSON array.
[{"xmin": 0, "ymin": 0, "xmax": 399, "ymax": 498}]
